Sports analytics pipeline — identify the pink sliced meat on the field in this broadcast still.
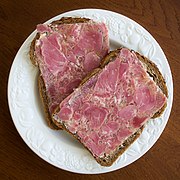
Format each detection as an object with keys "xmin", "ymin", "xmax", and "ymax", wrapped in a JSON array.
[
  {"xmin": 84, "ymin": 52, "xmax": 101, "ymax": 72},
  {"xmin": 93, "ymin": 58, "xmax": 121, "ymax": 97},
  {"xmin": 35, "ymin": 20, "xmax": 109, "ymax": 114},
  {"xmin": 37, "ymin": 24, "xmax": 51, "ymax": 33},
  {"xmin": 41, "ymin": 34, "xmax": 66, "ymax": 75},
  {"xmin": 118, "ymin": 105, "xmax": 137, "ymax": 122},
  {"xmin": 84, "ymin": 106, "xmax": 108, "ymax": 129},
  {"xmin": 54, "ymin": 48, "xmax": 167, "ymax": 157},
  {"xmin": 117, "ymin": 128, "xmax": 132, "ymax": 142},
  {"xmin": 58, "ymin": 107, "xmax": 72, "ymax": 121}
]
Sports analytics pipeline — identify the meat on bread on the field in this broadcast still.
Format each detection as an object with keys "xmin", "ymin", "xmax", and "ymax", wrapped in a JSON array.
[
  {"xmin": 29, "ymin": 17, "xmax": 109, "ymax": 129},
  {"xmin": 52, "ymin": 48, "xmax": 167, "ymax": 166}
]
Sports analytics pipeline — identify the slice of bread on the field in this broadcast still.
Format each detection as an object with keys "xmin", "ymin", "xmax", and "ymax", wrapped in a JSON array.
[
  {"xmin": 29, "ymin": 17, "xmax": 109, "ymax": 129},
  {"xmin": 52, "ymin": 48, "xmax": 168, "ymax": 166}
]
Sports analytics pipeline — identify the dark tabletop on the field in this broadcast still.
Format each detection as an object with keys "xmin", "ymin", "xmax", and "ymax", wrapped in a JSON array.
[{"xmin": 0, "ymin": 0, "xmax": 180, "ymax": 179}]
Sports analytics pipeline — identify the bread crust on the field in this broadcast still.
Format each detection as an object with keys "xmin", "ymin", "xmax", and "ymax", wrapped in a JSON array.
[
  {"xmin": 29, "ymin": 33, "xmax": 40, "ymax": 66},
  {"xmin": 38, "ymin": 76, "xmax": 60, "ymax": 129},
  {"xmin": 52, "ymin": 48, "xmax": 168, "ymax": 166},
  {"xmin": 29, "ymin": 17, "xmax": 91, "ymax": 129}
]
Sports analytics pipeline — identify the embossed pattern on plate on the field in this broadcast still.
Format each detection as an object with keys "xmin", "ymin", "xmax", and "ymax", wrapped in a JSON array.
[{"xmin": 8, "ymin": 9, "xmax": 173, "ymax": 174}]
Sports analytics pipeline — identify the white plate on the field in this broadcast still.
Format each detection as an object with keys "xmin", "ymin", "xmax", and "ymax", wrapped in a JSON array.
[{"xmin": 8, "ymin": 9, "xmax": 173, "ymax": 174}]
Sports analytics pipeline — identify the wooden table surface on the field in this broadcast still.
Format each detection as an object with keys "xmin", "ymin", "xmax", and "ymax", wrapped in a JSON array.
[{"xmin": 0, "ymin": 0, "xmax": 179, "ymax": 179}]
